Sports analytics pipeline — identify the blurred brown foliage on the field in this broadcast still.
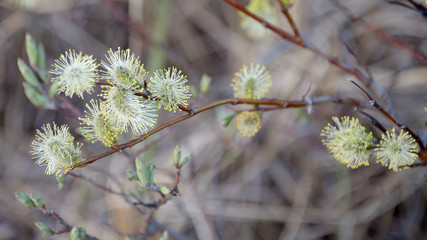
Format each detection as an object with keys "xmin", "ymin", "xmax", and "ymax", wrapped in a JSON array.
[{"xmin": 0, "ymin": 0, "xmax": 426, "ymax": 239}]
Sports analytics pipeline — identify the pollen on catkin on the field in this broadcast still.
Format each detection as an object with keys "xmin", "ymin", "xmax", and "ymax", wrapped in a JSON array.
[
  {"xmin": 30, "ymin": 122, "xmax": 82, "ymax": 176},
  {"xmin": 231, "ymin": 63, "xmax": 272, "ymax": 99},
  {"xmin": 239, "ymin": 0, "xmax": 277, "ymax": 39},
  {"xmin": 79, "ymin": 99, "xmax": 120, "ymax": 147},
  {"xmin": 321, "ymin": 116, "xmax": 373, "ymax": 168},
  {"xmin": 103, "ymin": 86, "xmax": 158, "ymax": 135},
  {"xmin": 148, "ymin": 67, "xmax": 191, "ymax": 112},
  {"xmin": 101, "ymin": 48, "xmax": 147, "ymax": 91},
  {"xmin": 375, "ymin": 128, "xmax": 418, "ymax": 171},
  {"xmin": 50, "ymin": 50, "xmax": 98, "ymax": 99},
  {"xmin": 236, "ymin": 111, "xmax": 262, "ymax": 137}
]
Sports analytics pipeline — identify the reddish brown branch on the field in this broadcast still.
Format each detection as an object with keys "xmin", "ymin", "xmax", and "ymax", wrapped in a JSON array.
[
  {"xmin": 172, "ymin": 169, "xmax": 181, "ymax": 192},
  {"xmin": 224, "ymin": 0, "xmax": 295, "ymax": 42},
  {"xmin": 74, "ymin": 96, "xmax": 367, "ymax": 168}
]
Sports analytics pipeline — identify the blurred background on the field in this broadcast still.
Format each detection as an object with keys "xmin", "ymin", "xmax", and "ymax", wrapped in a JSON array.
[{"xmin": 0, "ymin": 0, "xmax": 426, "ymax": 239}]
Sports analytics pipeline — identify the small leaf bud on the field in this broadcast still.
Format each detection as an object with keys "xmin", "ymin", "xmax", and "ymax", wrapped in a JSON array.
[
  {"xmin": 18, "ymin": 59, "xmax": 39, "ymax": 88},
  {"xmin": 35, "ymin": 222, "xmax": 53, "ymax": 237},
  {"xmin": 30, "ymin": 193, "xmax": 45, "ymax": 208},
  {"xmin": 173, "ymin": 145, "xmax": 181, "ymax": 167},
  {"xmin": 15, "ymin": 192, "xmax": 35, "ymax": 207},
  {"xmin": 136, "ymin": 158, "xmax": 154, "ymax": 186},
  {"xmin": 179, "ymin": 153, "xmax": 192, "ymax": 167},
  {"xmin": 70, "ymin": 226, "xmax": 86, "ymax": 240},
  {"xmin": 160, "ymin": 186, "xmax": 171, "ymax": 195}
]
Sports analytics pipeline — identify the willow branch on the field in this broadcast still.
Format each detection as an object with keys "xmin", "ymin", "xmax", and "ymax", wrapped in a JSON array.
[{"xmin": 74, "ymin": 96, "xmax": 366, "ymax": 168}]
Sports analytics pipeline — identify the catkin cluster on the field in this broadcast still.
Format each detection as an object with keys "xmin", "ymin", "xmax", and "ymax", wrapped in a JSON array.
[
  {"xmin": 321, "ymin": 116, "xmax": 419, "ymax": 171},
  {"xmin": 31, "ymin": 48, "xmax": 192, "ymax": 175},
  {"xmin": 31, "ymin": 46, "xmax": 273, "ymax": 175}
]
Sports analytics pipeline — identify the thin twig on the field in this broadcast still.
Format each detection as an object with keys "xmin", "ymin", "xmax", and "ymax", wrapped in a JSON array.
[
  {"xmin": 37, "ymin": 208, "xmax": 99, "ymax": 240},
  {"xmin": 276, "ymin": 0, "xmax": 301, "ymax": 41},
  {"xmin": 359, "ymin": 111, "xmax": 387, "ymax": 134},
  {"xmin": 172, "ymin": 168, "xmax": 181, "ymax": 193},
  {"xmin": 68, "ymin": 171, "xmax": 177, "ymax": 210},
  {"xmin": 339, "ymin": 36, "xmax": 374, "ymax": 82},
  {"xmin": 68, "ymin": 172, "xmax": 122, "ymax": 195}
]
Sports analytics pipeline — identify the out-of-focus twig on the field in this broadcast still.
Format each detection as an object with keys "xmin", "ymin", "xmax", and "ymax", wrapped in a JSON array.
[
  {"xmin": 36, "ymin": 207, "xmax": 99, "ymax": 240},
  {"xmin": 331, "ymin": 0, "xmax": 427, "ymax": 64},
  {"xmin": 99, "ymin": 0, "xmax": 197, "ymax": 77}
]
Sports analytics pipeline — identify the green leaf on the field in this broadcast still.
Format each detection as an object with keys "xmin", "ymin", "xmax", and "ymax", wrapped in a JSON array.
[
  {"xmin": 179, "ymin": 152, "xmax": 192, "ymax": 167},
  {"xmin": 35, "ymin": 222, "xmax": 53, "ymax": 237},
  {"xmin": 37, "ymin": 44, "xmax": 46, "ymax": 71},
  {"xmin": 136, "ymin": 158, "xmax": 153, "ymax": 186},
  {"xmin": 30, "ymin": 193, "xmax": 45, "ymax": 208},
  {"xmin": 18, "ymin": 58, "xmax": 39, "ymax": 88},
  {"xmin": 25, "ymin": 33, "xmax": 38, "ymax": 67},
  {"xmin": 23, "ymin": 82, "xmax": 50, "ymax": 107},
  {"xmin": 48, "ymin": 82, "xmax": 60, "ymax": 99},
  {"xmin": 15, "ymin": 192, "xmax": 35, "ymax": 207},
  {"xmin": 37, "ymin": 43, "xmax": 51, "ymax": 83}
]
